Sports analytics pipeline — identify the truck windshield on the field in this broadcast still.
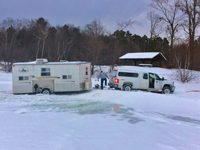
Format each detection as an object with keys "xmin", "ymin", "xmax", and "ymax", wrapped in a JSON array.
[{"xmin": 110, "ymin": 70, "xmax": 117, "ymax": 77}]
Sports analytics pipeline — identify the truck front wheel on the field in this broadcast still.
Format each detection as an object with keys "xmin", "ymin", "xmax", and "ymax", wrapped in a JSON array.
[{"xmin": 162, "ymin": 86, "xmax": 171, "ymax": 94}]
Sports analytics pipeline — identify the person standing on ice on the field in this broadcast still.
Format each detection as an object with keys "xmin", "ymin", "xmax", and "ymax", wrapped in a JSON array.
[{"xmin": 98, "ymin": 71, "xmax": 109, "ymax": 90}]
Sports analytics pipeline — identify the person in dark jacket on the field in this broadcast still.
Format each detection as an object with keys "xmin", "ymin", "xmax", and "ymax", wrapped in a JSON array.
[
  {"xmin": 34, "ymin": 83, "xmax": 38, "ymax": 92},
  {"xmin": 98, "ymin": 71, "xmax": 109, "ymax": 89}
]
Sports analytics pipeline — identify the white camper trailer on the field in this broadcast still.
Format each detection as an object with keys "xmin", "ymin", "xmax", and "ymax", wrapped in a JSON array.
[{"xmin": 12, "ymin": 59, "xmax": 92, "ymax": 94}]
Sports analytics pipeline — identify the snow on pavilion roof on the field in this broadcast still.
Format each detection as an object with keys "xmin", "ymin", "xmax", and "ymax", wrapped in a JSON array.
[{"xmin": 119, "ymin": 52, "xmax": 167, "ymax": 60}]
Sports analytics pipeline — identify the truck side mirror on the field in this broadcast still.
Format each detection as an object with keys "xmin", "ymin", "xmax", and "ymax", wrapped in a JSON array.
[{"xmin": 162, "ymin": 77, "xmax": 164, "ymax": 81}]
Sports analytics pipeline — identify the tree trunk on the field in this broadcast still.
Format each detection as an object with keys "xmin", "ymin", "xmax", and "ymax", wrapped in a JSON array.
[{"xmin": 36, "ymin": 39, "xmax": 40, "ymax": 59}]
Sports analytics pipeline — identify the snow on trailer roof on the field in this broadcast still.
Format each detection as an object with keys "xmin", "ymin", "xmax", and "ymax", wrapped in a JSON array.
[
  {"xmin": 119, "ymin": 52, "xmax": 167, "ymax": 60},
  {"xmin": 13, "ymin": 61, "xmax": 90, "ymax": 65}
]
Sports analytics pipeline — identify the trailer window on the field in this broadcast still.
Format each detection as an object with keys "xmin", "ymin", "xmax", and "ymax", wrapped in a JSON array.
[
  {"xmin": 63, "ymin": 75, "xmax": 67, "ymax": 79},
  {"xmin": 24, "ymin": 76, "xmax": 29, "ymax": 80},
  {"xmin": 41, "ymin": 68, "xmax": 50, "ymax": 76},
  {"xmin": 62, "ymin": 75, "xmax": 72, "ymax": 79},
  {"xmin": 19, "ymin": 76, "xmax": 29, "ymax": 81},
  {"xmin": 68, "ymin": 75, "xmax": 72, "ymax": 79}
]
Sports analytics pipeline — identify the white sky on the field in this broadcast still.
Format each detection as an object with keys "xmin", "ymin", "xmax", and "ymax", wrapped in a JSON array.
[{"xmin": 0, "ymin": 0, "xmax": 152, "ymax": 36}]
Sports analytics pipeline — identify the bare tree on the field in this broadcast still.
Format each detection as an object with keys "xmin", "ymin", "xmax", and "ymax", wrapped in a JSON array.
[
  {"xmin": 117, "ymin": 19, "xmax": 135, "ymax": 31},
  {"xmin": 146, "ymin": 11, "xmax": 163, "ymax": 38},
  {"xmin": 114, "ymin": 19, "xmax": 135, "ymax": 67},
  {"xmin": 33, "ymin": 18, "xmax": 51, "ymax": 59},
  {"xmin": 150, "ymin": 0, "xmax": 182, "ymax": 51},
  {"xmin": 0, "ymin": 26, "xmax": 16, "ymax": 72},
  {"xmin": 0, "ymin": 18, "xmax": 30, "ymax": 29},
  {"xmin": 0, "ymin": 18, "xmax": 28, "ymax": 72},
  {"xmin": 173, "ymin": 43, "xmax": 196, "ymax": 82},
  {"xmin": 84, "ymin": 20, "xmax": 106, "ymax": 38},
  {"xmin": 84, "ymin": 20, "xmax": 107, "ymax": 74},
  {"xmin": 179, "ymin": 0, "xmax": 200, "ymax": 69},
  {"xmin": 55, "ymin": 25, "xmax": 79, "ymax": 61}
]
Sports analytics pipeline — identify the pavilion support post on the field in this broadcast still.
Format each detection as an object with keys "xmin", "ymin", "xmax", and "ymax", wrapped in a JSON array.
[{"xmin": 133, "ymin": 60, "xmax": 137, "ymax": 66}]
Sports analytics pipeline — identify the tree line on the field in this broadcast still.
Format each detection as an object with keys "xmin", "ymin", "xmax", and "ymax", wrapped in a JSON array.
[
  {"xmin": 0, "ymin": 18, "xmax": 171, "ymax": 72},
  {"xmin": 0, "ymin": 0, "xmax": 200, "ymax": 73}
]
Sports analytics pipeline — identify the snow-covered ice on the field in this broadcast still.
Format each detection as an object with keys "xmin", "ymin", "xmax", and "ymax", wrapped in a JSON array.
[{"xmin": 0, "ymin": 66, "xmax": 200, "ymax": 150}]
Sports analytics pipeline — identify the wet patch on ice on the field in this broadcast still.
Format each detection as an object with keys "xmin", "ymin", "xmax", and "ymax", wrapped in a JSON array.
[
  {"xmin": 167, "ymin": 115, "xmax": 200, "ymax": 125},
  {"xmin": 115, "ymin": 107, "xmax": 144, "ymax": 124},
  {"xmin": 59, "ymin": 102, "xmax": 141, "ymax": 123},
  {"xmin": 29, "ymin": 99, "xmax": 143, "ymax": 124},
  {"xmin": 0, "ymin": 94, "xmax": 143, "ymax": 124},
  {"xmin": 158, "ymin": 113, "xmax": 200, "ymax": 125},
  {"xmin": 28, "ymin": 100, "xmax": 113, "ymax": 114},
  {"xmin": 186, "ymin": 90, "xmax": 200, "ymax": 92},
  {"xmin": 14, "ymin": 109, "xmax": 29, "ymax": 114}
]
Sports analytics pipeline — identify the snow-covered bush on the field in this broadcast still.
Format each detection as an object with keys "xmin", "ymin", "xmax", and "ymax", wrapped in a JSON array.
[{"xmin": 174, "ymin": 68, "xmax": 197, "ymax": 83}]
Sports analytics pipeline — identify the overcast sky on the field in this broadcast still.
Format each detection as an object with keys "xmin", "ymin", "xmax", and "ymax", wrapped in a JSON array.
[{"xmin": 0, "ymin": 0, "xmax": 152, "ymax": 36}]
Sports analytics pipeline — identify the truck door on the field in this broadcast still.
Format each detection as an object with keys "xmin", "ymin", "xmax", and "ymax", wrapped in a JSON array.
[
  {"xmin": 149, "ymin": 73, "xmax": 155, "ymax": 88},
  {"xmin": 140, "ymin": 73, "xmax": 149, "ymax": 89},
  {"xmin": 154, "ymin": 74, "xmax": 162, "ymax": 90}
]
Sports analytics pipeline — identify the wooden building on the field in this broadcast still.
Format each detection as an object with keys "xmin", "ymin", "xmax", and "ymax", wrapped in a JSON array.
[{"xmin": 119, "ymin": 52, "xmax": 167, "ymax": 66}]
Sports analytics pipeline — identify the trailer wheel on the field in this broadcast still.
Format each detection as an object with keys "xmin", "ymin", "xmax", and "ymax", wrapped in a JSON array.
[{"xmin": 42, "ymin": 88, "xmax": 51, "ymax": 95}]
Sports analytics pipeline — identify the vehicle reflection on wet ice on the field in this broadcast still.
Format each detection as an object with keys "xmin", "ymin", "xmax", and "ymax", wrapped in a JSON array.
[
  {"xmin": 1, "ymin": 93, "xmax": 143, "ymax": 124},
  {"xmin": 1, "ymin": 92, "xmax": 199, "ymax": 126}
]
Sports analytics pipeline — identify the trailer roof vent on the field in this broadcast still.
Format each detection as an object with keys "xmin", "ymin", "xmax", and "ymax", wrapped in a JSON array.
[
  {"xmin": 36, "ymin": 58, "xmax": 48, "ymax": 64},
  {"xmin": 60, "ymin": 60, "xmax": 68, "ymax": 62}
]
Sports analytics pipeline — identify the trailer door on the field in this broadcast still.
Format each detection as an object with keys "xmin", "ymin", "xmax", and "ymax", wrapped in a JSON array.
[{"xmin": 79, "ymin": 63, "xmax": 91, "ymax": 90}]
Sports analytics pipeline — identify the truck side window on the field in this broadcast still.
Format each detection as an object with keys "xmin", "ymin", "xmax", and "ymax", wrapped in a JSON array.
[
  {"xmin": 143, "ymin": 73, "xmax": 148, "ymax": 79},
  {"xmin": 118, "ymin": 72, "xmax": 138, "ymax": 77}
]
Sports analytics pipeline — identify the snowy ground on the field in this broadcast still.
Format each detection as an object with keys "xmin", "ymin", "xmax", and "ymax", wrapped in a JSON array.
[{"xmin": 0, "ymin": 66, "xmax": 200, "ymax": 150}]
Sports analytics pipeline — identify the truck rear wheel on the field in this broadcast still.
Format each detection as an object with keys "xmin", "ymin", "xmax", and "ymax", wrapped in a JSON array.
[
  {"xmin": 124, "ymin": 85, "xmax": 132, "ymax": 91},
  {"xmin": 42, "ymin": 88, "xmax": 51, "ymax": 95}
]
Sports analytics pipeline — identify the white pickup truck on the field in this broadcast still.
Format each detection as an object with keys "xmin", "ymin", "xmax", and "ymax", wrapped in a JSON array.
[{"xmin": 108, "ymin": 69, "xmax": 175, "ymax": 94}]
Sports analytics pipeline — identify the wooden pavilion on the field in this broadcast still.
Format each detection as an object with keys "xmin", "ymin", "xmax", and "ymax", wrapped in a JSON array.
[{"xmin": 119, "ymin": 52, "xmax": 167, "ymax": 66}]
